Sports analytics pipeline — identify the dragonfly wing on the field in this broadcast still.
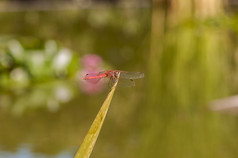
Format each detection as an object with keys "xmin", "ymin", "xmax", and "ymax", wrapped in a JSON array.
[
  {"xmin": 118, "ymin": 78, "xmax": 136, "ymax": 87},
  {"xmin": 119, "ymin": 72, "xmax": 144, "ymax": 80},
  {"xmin": 109, "ymin": 78, "xmax": 135, "ymax": 88}
]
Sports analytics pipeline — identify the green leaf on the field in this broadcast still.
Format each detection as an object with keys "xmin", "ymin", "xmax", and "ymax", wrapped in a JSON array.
[{"xmin": 74, "ymin": 74, "xmax": 120, "ymax": 158}]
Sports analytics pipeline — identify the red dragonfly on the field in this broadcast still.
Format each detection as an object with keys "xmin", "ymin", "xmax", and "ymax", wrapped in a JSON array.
[{"xmin": 83, "ymin": 70, "xmax": 144, "ymax": 87}]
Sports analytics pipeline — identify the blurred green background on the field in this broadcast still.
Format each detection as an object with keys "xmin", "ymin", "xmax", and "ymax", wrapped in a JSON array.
[{"xmin": 1, "ymin": 0, "xmax": 238, "ymax": 158}]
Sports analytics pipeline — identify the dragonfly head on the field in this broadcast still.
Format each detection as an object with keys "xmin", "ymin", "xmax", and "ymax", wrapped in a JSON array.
[{"xmin": 114, "ymin": 71, "xmax": 120, "ymax": 78}]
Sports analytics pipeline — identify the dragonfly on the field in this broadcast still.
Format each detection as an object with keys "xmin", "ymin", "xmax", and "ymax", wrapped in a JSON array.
[{"xmin": 83, "ymin": 70, "xmax": 144, "ymax": 87}]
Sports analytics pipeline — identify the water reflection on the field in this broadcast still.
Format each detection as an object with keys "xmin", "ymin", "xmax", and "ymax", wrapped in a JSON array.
[
  {"xmin": 0, "ymin": 87, "xmax": 144, "ymax": 158},
  {"xmin": 0, "ymin": 81, "xmax": 76, "ymax": 116},
  {"xmin": 0, "ymin": 144, "xmax": 73, "ymax": 158}
]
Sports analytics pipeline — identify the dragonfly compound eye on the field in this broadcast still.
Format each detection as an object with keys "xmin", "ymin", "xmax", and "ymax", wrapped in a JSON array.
[{"xmin": 114, "ymin": 72, "xmax": 119, "ymax": 78}]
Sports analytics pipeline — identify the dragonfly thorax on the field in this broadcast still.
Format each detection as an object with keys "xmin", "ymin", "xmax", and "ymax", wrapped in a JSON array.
[{"xmin": 105, "ymin": 70, "xmax": 120, "ymax": 79}]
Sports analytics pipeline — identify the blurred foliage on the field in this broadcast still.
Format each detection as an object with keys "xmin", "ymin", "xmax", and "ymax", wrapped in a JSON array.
[
  {"xmin": 0, "ymin": 9, "xmax": 149, "ymax": 69},
  {"xmin": 0, "ymin": 38, "xmax": 79, "ymax": 82},
  {"xmin": 0, "ymin": 38, "xmax": 79, "ymax": 116}
]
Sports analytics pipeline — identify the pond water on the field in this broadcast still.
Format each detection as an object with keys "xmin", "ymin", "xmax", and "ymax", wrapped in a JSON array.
[{"xmin": 1, "ymin": 1, "xmax": 238, "ymax": 158}]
